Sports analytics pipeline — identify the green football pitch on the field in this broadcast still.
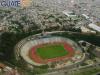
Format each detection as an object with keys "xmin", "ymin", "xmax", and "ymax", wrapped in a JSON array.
[{"xmin": 36, "ymin": 44, "xmax": 68, "ymax": 59}]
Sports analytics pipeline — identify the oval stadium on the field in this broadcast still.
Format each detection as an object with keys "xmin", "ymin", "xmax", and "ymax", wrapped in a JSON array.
[{"xmin": 15, "ymin": 32, "xmax": 85, "ymax": 68}]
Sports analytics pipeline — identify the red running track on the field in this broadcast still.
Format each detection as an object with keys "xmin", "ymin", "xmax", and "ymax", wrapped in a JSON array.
[{"xmin": 29, "ymin": 42, "xmax": 75, "ymax": 64}]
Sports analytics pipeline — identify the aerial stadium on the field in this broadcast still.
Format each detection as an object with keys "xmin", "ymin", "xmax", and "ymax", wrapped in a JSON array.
[{"xmin": 15, "ymin": 32, "xmax": 85, "ymax": 68}]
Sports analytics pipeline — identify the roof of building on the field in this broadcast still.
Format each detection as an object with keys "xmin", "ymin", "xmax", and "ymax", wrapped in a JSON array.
[
  {"xmin": 62, "ymin": 11, "xmax": 76, "ymax": 17},
  {"xmin": 88, "ymin": 23, "xmax": 100, "ymax": 32}
]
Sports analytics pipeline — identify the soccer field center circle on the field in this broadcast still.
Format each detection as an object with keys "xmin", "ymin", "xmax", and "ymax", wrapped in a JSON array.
[{"xmin": 18, "ymin": 36, "xmax": 84, "ymax": 66}]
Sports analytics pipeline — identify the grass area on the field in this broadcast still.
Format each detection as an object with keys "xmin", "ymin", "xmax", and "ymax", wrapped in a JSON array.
[
  {"xmin": 74, "ymin": 67, "xmax": 100, "ymax": 75},
  {"xmin": 36, "ymin": 44, "xmax": 68, "ymax": 59}
]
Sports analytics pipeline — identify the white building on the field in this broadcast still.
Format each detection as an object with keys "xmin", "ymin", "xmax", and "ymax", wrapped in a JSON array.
[
  {"xmin": 88, "ymin": 23, "xmax": 100, "ymax": 32},
  {"xmin": 81, "ymin": 26, "xmax": 96, "ymax": 34},
  {"xmin": 82, "ymin": 14, "xmax": 90, "ymax": 19},
  {"xmin": 62, "ymin": 11, "xmax": 77, "ymax": 20}
]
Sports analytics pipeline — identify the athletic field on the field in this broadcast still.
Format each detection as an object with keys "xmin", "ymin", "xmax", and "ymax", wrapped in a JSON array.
[
  {"xmin": 18, "ymin": 36, "xmax": 83, "ymax": 66},
  {"xmin": 36, "ymin": 44, "xmax": 68, "ymax": 59}
]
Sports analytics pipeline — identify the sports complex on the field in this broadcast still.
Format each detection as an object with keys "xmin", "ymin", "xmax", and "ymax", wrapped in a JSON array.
[{"xmin": 15, "ymin": 32, "xmax": 85, "ymax": 67}]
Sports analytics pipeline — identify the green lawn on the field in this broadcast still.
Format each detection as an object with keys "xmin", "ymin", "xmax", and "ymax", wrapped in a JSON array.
[
  {"xmin": 74, "ymin": 67, "xmax": 100, "ymax": 75},
  {"xmin": 36, "ymin": 44, "xmax": 68, "ymax": 59}
]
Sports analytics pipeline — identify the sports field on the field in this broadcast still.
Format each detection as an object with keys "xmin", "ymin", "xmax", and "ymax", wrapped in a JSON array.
[{"xmin": 36, "ymin": 44, "xmax": 68, "ymax": 59}]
